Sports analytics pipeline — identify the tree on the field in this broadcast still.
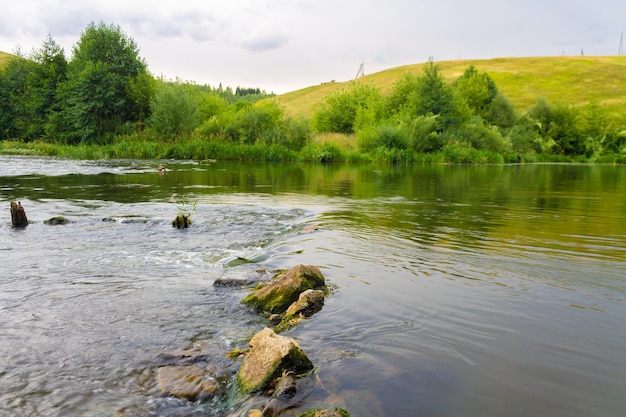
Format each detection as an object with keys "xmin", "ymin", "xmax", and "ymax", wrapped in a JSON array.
[
  {"xmin": 147, "ymin": 81, "xmax": 200, "ymax": 139},
  {"xmin": 453, "ymin": 65, "xmax": 498, "ymax": 119},
  {"xmin": 414, "ymin": 59, "xmax": 470, "ymax": 130},
  {"xmin": 24, "ymin": 35, "xmax": 68, "ymax": 139},
  {"xmin": 51, "ymin": 22, "xmax": 150, "ymax": 144},
  {"xmin": 0, "ymin": 55, "xmax": 30, "ymax": 139},
  {"xmin": 312, "ymin": 83, "xmax": 383, "ymax": 134}
]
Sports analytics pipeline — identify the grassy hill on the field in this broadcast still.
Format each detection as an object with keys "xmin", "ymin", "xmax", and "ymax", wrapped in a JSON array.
[
  {"xmin": 2, "ymin": 50, "xmax": 624, "ymax": 124},
  {"xmin": 0, "ymin": 50, "xmax": 13, "ymax": 68},
  {"xmin": 277, "ymin": 56, "xmax": 626, "ymax": 122}
]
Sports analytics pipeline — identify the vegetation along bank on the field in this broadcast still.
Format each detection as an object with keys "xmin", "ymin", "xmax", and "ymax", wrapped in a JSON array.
[{"xmin": 1, "ymin": 22, "xmax": 626, "ymax": 164}]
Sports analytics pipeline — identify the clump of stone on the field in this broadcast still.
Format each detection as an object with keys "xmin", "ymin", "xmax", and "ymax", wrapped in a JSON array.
[
  {"xmin": 151, "ymin": 263, "xmax": 349, "ymax": 416},
  {"xmin": 241, "ymin": 264, "xmax": 327, "ymax": 332}
]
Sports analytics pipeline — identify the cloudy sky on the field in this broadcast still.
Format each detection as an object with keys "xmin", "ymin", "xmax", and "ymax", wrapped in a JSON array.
[{"xmin": 1, "ymin": 0, "xmax": 624, "ymax": 93}]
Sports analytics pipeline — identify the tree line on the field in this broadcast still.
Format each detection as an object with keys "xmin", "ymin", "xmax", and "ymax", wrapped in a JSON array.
[{"xmin": 1, "ymin": 21, "xmax": 625, "ymax": 163}]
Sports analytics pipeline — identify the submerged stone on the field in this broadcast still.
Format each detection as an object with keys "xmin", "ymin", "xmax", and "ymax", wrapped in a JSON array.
[
  {"xmin": 44, "ymin": 216, "xmax": 70, "ymax": 225},
  {"xmin": 156, "ymin": 365, "xmax": 222, "ymax": 401}
]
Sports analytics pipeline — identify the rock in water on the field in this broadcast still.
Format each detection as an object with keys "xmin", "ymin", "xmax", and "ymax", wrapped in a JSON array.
[
  {"xmin": 10, "ymin": 201, "xmax": 28, "ymax": 227},
  {"xmin": 44, "ymin": 216, "xmax": 70, "ymax": 225},
  {"xmin": 237, "ymin": 327, "xmax": 313, "ymax": 394},
  {"xmin": 275, "ymin": 289, "xmax": 325, "ymax": 332},
  {"xmin": 172, "ymin": 213, "xmax": 191, "ymax": 228},
  {"xmin": 241, "ymin": 264, "xmax": 325, "ymax": 314},
  {"xmin": 156, "ymin": 365, "xmax": 222, "ymax": 401}
]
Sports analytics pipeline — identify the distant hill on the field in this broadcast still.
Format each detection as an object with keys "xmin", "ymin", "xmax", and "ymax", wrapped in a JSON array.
[
  {"xmin": 3, "ymin": 51, "xmax": 624, "ymax": 124},
  {"xmin": 0, "ymin": 50, "xmax": 13, "ymax": 68},
  {"xmin": 277, "ymin": 56, "xmax": 626, "ymax": 122}
]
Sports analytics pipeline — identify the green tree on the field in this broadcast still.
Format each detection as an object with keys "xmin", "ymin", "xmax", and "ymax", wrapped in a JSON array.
[
  {"xmin": 0, "ymin": 55, "xmax": 30, "ymax": 139},
  {"xmin": 385, "ymin": 73, "xmax": 420, "ymax": 118},
  {"xmin": 550, "ymin": 104, "xmax": 585, "ymax": 155},
  {"xmin": 453, "ymin": 65, "xmax": 498, "ymax": 118},
  {"xmin": 26, "ymin": 35, "xmax": 67, "ymax": 138},
  {"xmin": 51, "ymin": 21, "xmax": 150, "ymax": 144},
  {"xmin": 312, "ymin": 83, "xmax": 383, "ymax": 134},
  {"xmin": 147, "ymin": 81, "xmax": 200, "ymax": 139},
  {"xmin": 414, "ymin": 59, "xmax": 469, "ymax": 129},
  {"xmin": 485, "ymin": 93, "xmax": 516, "ymax": 129}
]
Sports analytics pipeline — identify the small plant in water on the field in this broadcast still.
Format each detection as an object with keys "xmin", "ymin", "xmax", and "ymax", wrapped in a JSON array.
[{"xmin": 172, "ymin": 197, "xmax": 197, "ymax": 229}]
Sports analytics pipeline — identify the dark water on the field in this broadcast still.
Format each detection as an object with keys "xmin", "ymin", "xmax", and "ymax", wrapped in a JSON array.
[{"xmin": 1, "ymin": 156, "xmax": 625, "ymax": 417}]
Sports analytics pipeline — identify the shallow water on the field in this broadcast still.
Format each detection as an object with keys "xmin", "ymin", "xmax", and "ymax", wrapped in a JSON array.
[{"xmin": 1, "ymin": 156, "xmax": 625, "ymax": 416}]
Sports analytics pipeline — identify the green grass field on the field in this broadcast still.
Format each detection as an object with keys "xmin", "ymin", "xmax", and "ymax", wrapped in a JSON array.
[{"xmin": 277, "ymin": 56, "xmax": 626, "ymax": 122}]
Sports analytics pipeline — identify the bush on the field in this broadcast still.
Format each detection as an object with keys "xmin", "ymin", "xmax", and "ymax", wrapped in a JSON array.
[
  {"xmin": 405, "ymin": 115, "xmax": 442, "ymax": 153},
  {"xmin": 312, "ymin": 84, "xmax": 384, "ymax": 134},
  {"xmin": 300, "ymin": 142, "xmax": 344, "ymax": 163},
  {"xmin": 148, "ymin": 81, "xmax": 200, "ymax": 140},
  {"xmin": 441, "ymin": 143, "xmax": 504, "ymax": 164},
  {"xmin": 442, "ymin": 119, "xmax": 511, "ymax": 153},
  {"xmin": 356, "ymin": 122, "xmax": 408, "ymax": 152}
]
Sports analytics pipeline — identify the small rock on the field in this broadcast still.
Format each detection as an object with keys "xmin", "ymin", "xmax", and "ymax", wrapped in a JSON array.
[
  {"xmin": 44, "ymin": 216, "xmax": 70, "ymax": 225},
  {"xmin": 285, "ymin": 289, "xmax": 325, "ymax": 317},
  {"xmin": 156, "ymin": 365, "xmax": 222, "ymax": 401}
]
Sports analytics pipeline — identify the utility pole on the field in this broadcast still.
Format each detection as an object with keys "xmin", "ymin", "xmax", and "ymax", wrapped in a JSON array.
[{"xmin": 354, "ymin": 62, "xmax": 365, "ymax": 80}]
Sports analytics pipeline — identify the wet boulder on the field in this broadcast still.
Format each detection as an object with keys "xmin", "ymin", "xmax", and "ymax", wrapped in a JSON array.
[
  {"xmin": 242, "ymin": 264, "xmax": 325, "ymax": 314},
  {"xmin": 275, "ymin": 289, "xmax": 325, "ymax": 333},
  {"xmin": 237, "ymin": 327, "xmax": 313, "ymax": 394}
]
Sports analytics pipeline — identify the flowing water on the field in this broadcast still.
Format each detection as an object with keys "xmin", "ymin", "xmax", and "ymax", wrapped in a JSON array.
[{"xmin": 1, "ymin": 156, "xmax": 625, "ymax": 417}]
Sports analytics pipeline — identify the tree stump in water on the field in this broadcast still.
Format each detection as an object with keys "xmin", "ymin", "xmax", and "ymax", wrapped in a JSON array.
[
  {"xmin": 10, "ymin": 201, "xmax": 28, "ymax": 227},
  {"xmin": 172, "ymin": 214, "xmax": 191, "ymax": 228}
]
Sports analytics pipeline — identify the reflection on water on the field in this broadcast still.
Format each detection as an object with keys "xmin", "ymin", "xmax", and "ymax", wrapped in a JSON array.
[{"xmin": 1, "ymin": 156, "xmax": 625, "ymax": 416}]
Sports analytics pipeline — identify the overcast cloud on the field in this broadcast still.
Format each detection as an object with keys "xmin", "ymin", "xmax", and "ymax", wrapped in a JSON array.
[{"xmin": 0, "ymin": 0, "xmax": 624, "ymax": 93}]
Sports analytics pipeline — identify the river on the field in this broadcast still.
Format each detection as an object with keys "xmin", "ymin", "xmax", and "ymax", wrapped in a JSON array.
[{"xmin": 1, "ymin": 156, "xmax": 625, "ymax": 417}]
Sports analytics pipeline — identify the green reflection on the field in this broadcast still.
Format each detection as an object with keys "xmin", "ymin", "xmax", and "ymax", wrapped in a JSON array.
[{"xmin": 2, "ymin": 161, "xmax": 625, "ymax": 260}]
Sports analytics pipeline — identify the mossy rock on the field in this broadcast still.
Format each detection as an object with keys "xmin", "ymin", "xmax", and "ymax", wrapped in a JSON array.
[
  {"xmin": 275, "ymin": 289, "xmax": 325, "ymax": 333},
  {"xmin": 172, "ymin": 214, "xmax": 191, "ymax": 228},
  {"xmin": 237, "ymin": 328, "xmax": 313, "ymax": 394},
  {"xmin": 242, "ymin": 264, "xmax": 325, "ymax": 314},
  {"xmin": 44, "ymin": 216, "xmax": 70, "ymax": 225}
]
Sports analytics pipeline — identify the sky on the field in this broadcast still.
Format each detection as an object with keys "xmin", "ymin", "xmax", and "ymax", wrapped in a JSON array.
[{"xmin": 0, "ymin": 0, "xmax": 624, "ymax": 94}]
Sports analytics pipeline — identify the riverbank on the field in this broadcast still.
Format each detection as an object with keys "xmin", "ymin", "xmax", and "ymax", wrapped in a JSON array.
[{"xmin": 2, "ymin": 138, "xmax": 623, "ymax": 164}]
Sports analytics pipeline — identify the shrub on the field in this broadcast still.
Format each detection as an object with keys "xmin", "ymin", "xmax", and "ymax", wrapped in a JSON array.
[
  {"xmin": 405, "ymin": 114, "xmax": 442, "ymax": 153},
  {"xmin": 356, "ymin": 122, "xmax": 408, "ymax": 152}
]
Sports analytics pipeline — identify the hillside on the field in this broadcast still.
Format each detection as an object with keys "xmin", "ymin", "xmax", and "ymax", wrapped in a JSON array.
[
  {"xmin": 0, "ymin": 50, "xmax": 12, "ymax": 68},
  {"xmin": 277, "ymin": 56, "xmax": 626, "ymax": 121}
]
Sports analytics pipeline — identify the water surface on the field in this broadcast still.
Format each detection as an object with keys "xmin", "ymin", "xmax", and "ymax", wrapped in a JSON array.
[{"xmin": 1, "ymin": 156, "xmax": 625, "ymax": 416}]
